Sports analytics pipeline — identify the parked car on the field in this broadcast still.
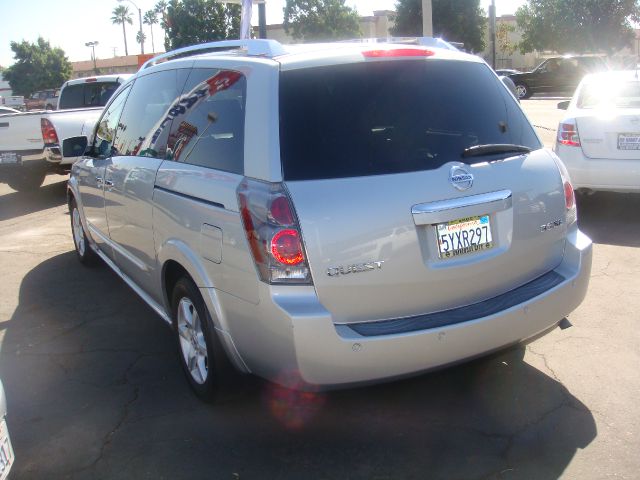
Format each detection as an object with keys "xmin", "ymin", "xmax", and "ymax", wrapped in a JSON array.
[
  {"xmin": 65, "ymin": 39, "xmax": 592, "ymax": 401},
  {"xmin": 0, "ymin": 106, "xmax": 20, "ymax": 115},
  {"xmin": 555, "ymin": 70, "xmax": 640, "ymax": 193},
  {"xmin": 0, "ymin": 95, "xmax": 25, "ymax": 111},
  {"xmin": 495, "ymin": 68, "xmax": 520, "ymax": 76},
  {"xmin": 0, "ymin": 74, "xmax": 130, "ymax": 192},
  {"xmin": 508, "ymin": 55, "xmax": 608, "ymax": 99},
  {"xmin": 25, "ymin": 89, "xmax": 59, "ymax": 111},
  {"xmin": 0, "ymin": 380, "xmax": 14, "ymax": 480}
]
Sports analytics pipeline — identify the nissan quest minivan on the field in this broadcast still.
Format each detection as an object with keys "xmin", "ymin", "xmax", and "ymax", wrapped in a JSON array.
[{"xmin": 64, "ymin": 39, "xmax": 592, "ymax": 401}]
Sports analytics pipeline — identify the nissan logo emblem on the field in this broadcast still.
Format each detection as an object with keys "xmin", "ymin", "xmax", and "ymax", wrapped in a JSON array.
[{"xmin": 449, "ymin": 166, "xmax": 474, "ymax": 191}]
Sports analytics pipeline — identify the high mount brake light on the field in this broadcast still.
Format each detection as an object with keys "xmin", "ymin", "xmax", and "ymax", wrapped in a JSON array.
[
  {"xmin": 362, "ymin": 49, "xmax": 435, "ymax": 58},
  {"xmin": 237, "ymin": 179, "xmax": 312, "ymax": 285},
  {"xmin": 40, "ymin": 118, "xmax": 59, "ymax": 144}
]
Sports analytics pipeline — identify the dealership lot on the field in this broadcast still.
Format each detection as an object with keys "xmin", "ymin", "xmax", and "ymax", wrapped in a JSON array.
[{"xmin": 0, "ymin": 100, "xmax": 639, "ymax": 479}]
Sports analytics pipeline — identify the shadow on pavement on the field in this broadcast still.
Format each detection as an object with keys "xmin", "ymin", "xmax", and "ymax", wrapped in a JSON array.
[
  {"xmin": 0, "ymin": 252, "xmax": 597, "ymax": 479},
  {"xmin": 577, "ymin": 192, "xmax": 640, "ymax": 248},
  {"xmin": 0, "ymin": 180, "xmax": 67, "ymax": 222}
]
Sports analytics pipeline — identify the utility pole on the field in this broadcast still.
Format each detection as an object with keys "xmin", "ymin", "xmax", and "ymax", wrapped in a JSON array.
[
  {"xmin": 422, "ymin": 0, "xmax": 433, "ymax": 36},
  {"xmin": 85, "ymin": 41, "xmax": 99, "ymax": 74},
  {"xmin": 489, "ymin": 0, "xmax": 496, "ymax": 69}
]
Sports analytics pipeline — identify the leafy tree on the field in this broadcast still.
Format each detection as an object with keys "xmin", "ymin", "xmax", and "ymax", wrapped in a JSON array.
[
  {"xmin": 164, "ymin": 0, "xmax": 241, "ymax": 51},
  {"xmin": 3, "ymin": 38, "xmax": 72, "ymax": 96},
  {"xmin": 283, "ymin": 0, "xmax": 361, "ymax": 42},
  {"xmin": 144, "ymin": 10, "xmax": 159, "ymax": 52},
  {"xmin": 391, "ymin": 0, "xmax": 486, "ymax": 52},
  {"xmin": 112, "ymin": 5, "xmax": 133, "ymax": 56},
  {"xmin": 155, "ymin": 1, "xmax": 169, "ymax": 48},
  {"xmin": 496, "ymin": 22, "xmax": 516, "ymax": 57},
  {"xmin": 516, "ymin": 0, "xmax": 640, "ymax": 55}
]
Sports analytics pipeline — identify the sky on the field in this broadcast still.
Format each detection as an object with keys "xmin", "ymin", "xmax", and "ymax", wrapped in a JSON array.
[{"xmin": 0, "ymin": 0, "xmax": 525, "ymax": 67}]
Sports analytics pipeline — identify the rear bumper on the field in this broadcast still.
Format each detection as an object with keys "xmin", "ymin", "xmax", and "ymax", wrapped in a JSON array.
[
  {"xmin": 555, "ymin": 143, "xmax": 640, "ymax": 193},
  {"xmin": 222, "ymin": 228, "xmax": 592, "ymax": 389}
]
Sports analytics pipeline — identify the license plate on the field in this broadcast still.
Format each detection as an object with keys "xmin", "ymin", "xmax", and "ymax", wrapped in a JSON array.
[
  {"xmin": 0, "ymin": 153, "xmax": 17, "ymax": 164},
  {"xmin": 436, "ymin": 215, "xmax": 493, "ymax": 259},
  {"xmin": 0, "ymin": 418, "xmax": 14, "ymax": 480},
  {"xmin": 618, "ymin": 133, "xmax": 640, "ymax": 150}
]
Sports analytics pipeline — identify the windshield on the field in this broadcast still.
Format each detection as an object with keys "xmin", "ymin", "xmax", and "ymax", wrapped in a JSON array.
[
  {"xmin": 279, "ymin": 60, "xmax": 541, "ymax": 181},
  {"xmin": 578, "ymin": 79, "xmax": 640, "ymax": 109}
]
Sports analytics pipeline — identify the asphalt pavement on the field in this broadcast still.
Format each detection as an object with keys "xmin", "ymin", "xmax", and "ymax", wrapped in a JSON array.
[{"xmin": 0, "ymin": 99, "xmax": 639, "ymax": 479}]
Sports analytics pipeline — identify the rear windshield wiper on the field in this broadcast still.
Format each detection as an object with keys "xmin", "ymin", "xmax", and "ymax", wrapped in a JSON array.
[{"xmin": 461, "ymin": 144, "xmax": 532, "ymax": 158}]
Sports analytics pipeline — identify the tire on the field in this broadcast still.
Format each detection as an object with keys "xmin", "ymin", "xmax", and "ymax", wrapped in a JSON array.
[
  {"xmin": 7, "ymin": 169, "xmax": 46, "ymax": 192},
  {"xmin": 69, "ymin": 197, "xmax": 98, "ymax": 265},
  {"xmin": 515, "ymin": 83, "xmax": 532, "ymax": 100},
  {"xmin": 172, "ymin": 276, "xmax": 234, "ymax": 402}
]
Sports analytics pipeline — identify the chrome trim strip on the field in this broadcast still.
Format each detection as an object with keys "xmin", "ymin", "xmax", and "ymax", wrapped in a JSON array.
[
  {"xmin": 92, "ymin": 246, "xmax": 172, "ymax": 326},
  {"xmin": 412, "ymin": 189, "xmax": 512, "ymax": 225}
]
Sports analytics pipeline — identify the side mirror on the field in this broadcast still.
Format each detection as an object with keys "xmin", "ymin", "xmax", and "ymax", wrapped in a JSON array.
[
  {"xmin": 557, "ymin": 100, "xmax": 570, "ymax": 110},
  {"xmin": 62, "ymin": 136, "xmax": 89, "ymax": 158}
]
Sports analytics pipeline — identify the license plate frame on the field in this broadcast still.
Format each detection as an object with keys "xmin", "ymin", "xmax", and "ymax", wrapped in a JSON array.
[
  {"xmin": 0, "ymin": 418, "xmax": 14, "ymax": 480},
  {"xmin": 617, "ymin": 133, "xmax": 640, "ymax": 150},
  {"xmin": 436, "ymin": 214, "xmax": 493, "ymax": 259},
  {"xmin": 0, "ymin": 153, "xmax": 18, "ymax": 165}
]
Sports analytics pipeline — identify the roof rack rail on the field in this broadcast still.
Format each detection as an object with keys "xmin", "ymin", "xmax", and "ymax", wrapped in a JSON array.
[
  {"xmin": 140, "ymin": 39, "xmax": 288, "ymax": 69},
  {"xmin": 339, "ymin": 36, "xmax": 461, "ymax": 52}
]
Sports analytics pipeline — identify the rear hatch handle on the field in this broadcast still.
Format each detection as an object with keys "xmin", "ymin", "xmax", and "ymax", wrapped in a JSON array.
[{"xmin": 412, "ymin": 190, "xmax": 512, "ymax": 225}]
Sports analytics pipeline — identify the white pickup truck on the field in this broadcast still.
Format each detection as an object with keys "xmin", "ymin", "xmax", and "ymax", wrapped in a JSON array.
[{"xmin": 0, "ymin": 74, "xmax": 130, "ymax": 192}]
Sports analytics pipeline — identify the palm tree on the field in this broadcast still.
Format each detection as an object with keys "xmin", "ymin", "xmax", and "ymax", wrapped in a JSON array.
[
  {"xmin": 136, "ymin": 30, "xmax": 147, "ymax": 50},
  {"xmin": 155, "ymin": 1, "xmax": 169, "ymax": 47},
  {"xmin": 143, "ymin": 10, "xmax": 158, "ymax": 53},
  {"xmin": 111, "ymin": 5, "xmax": 133, "ymax": 56}
]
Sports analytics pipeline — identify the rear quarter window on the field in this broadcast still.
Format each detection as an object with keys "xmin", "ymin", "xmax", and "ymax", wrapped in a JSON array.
[{"xmin": 279, "ymin": 59, "xmax": 541, "ymax": 181}]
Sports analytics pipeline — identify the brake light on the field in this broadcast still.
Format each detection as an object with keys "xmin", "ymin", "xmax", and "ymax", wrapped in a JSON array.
[
  {"xmin": 40, "ymin": 118, "xmax": 59, "ymax": 144},
  {"xmin": 362, "ymin": 48, "xmax": 435, "ymax": 58},
  {"xmin": 237, "ymin": 179, "xmax": 312, "ymax": 284},
  {"xmin": 564, "ymin": 181, "xmax": 575, "ymax": 211},
  {"xmin": 551, "ymin": 154, "xmax": 577, "ymax": 225},
  {"xmin": 558, "ymin": 121, "xmax": 580, "ymax": 147},
  {"xmin": 84, "ymin": 78, "xmax": 97, "ymax": 83}
]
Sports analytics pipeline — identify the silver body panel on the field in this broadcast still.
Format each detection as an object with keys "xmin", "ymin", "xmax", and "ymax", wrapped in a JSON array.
[{"xmin": 68, "ymin": 40, "xmax": 593, "ymax": 389}]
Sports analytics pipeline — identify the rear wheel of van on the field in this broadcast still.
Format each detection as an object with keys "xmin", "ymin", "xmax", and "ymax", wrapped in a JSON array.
[
  {"xmin": 172, "ymin": 276, "xmax": 236, "ymax": 402},
  {"xmin": 7, "ymin": 169, "xmax": 46, "ymax": 192}
]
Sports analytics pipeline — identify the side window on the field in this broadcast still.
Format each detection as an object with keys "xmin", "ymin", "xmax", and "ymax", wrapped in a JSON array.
[
  {"xmin": 58, "ymin": 85, "xmax": 84, "ymax": 109},
  {"xmin": 114, "ymin": 69, "xmax": 186, "ymax": 159},
  {"xmin": 164, "ymin": 68, "xmax": 246, "ymax": 174},
  {"xmin": 92, "ymin": 85, "xmax": 131, "ymax": 159}
]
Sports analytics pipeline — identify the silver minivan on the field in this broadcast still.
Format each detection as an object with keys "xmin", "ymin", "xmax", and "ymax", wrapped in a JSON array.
[{"xmin": 65, "ymin": 39, "xmax": 592, "ymax": 401}]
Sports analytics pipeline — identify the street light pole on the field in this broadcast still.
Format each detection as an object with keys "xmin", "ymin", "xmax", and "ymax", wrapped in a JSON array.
[
  {"xmin": 85, "ymin": 41, "xmax": 99, "ymax": 74},
  {"xmin": 117, "ymin": 0, "xmax": 144, "ymax": 55}
]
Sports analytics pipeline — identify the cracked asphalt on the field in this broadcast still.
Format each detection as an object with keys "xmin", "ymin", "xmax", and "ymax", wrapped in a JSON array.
[{"xmin": 1, "ymin": 101, "xmax": 639, "ymax": 479}]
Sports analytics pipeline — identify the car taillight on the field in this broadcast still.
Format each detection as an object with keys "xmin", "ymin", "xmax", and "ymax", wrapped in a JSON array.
[
  {"xmin": 551, "ymin": 154, "xmax": 577, "ymax": 225},
  {"xmin": 362, "ymin": 48, "xmax": 435, "ymax": 58},
  {"xmin": 40, "ymin": 118, "xmax": 59, "ymax": 144},
  {"xmin": 237, "ymin": 178, "xmax": 312, "ymax": 284},
  {"xmin": 557, "ymin": 121, "xmax": 580, "ymax": 147}
]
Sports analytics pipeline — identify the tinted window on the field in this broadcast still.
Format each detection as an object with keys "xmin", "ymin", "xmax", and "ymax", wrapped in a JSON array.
[
  {"xmin": 59, "ymin": 82, "xmax": 121, "ymax": 109},
  {"xmin": 162, "ymin": 69, "xmax": 246, "ymax": 174},
  {"xmin": 279, "ymin": 60, "xmax": 541, "ymax": 181},
  {"xmin": 114, "ymin": 70, "xmax": 186, "ymax": 159},
  {"xmin": 92, "ymin": 85, "xmax": 131, "ymax": 158}
]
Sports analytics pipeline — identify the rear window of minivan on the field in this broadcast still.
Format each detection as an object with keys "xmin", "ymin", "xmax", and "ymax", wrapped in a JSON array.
[
  {"xmin": 279, "ymin": 60, "xmax": 541, "ymax": 181},
  {"xmin": 58, "ymin": 82, "xmax": 121, "ymax": 109}
]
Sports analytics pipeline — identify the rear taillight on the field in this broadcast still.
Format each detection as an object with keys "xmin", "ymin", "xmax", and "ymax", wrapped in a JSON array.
[
  {"xmin": 40, "ymin": 118, "xmax": 59, "ymax": 144},
  {"xmin": 557, "ymin": 120, "xmax": 580, "ymax": 147},
  {"xmin": 551, "ymin": 154, "xmax": 577, "ymax": 225},
  {"xmin": 237, "ymin": 179, "xmax": 312, "ymax": 284}
]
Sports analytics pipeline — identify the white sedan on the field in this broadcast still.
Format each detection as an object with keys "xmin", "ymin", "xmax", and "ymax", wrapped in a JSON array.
[{"xmin": 555, "ymin": 70, "xmax": 640, "ymax": 193}]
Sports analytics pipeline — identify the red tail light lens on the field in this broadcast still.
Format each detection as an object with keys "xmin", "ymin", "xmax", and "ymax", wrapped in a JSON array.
[
  {"xmin": 558, "ymin": 121, "xmax": 580, "ymax": 147},
  {"xmin": 41, "ymin": 118, "xmax": 59, "ymax": 144},
  {"xmin": 237, "ymin": 179, "xmax": 312, "ymax": 285},
  {"xmin": 564, "ymin": 181, "xmax": 575, "ymax": 210},
  {"xmin": 362, "ymin": 48, "xmax": 435, "ymax": 58}
]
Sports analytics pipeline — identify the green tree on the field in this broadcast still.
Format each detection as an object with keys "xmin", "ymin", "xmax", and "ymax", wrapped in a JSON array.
[
  {"xmin": 283, "ymin": 0, "xmax": 361, "ymax": 42},
  {"xmin": 391, "ymin": 0, "xmax": 486, "ymax": 52},
  {"xmin": 3, "ymin": 38, "xmax": 72, "ymax": 96},
  {"xmin": 516, "ymin": 0, "xmax": 640, "ymax": 55},
  {"xmin": 112, "ymin": 5, "xmax": 133, "ymax": 56},
  {"xmin": 155, "ymin": 1, "xmax": 169, "ymax": 48},
  {"xmin": 144, "ymin": 10, "xmax": 159, "ymax": 52},
  {"xmin": 164, "ymin": 0, "xmax": 241, "ymax": 51}
]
